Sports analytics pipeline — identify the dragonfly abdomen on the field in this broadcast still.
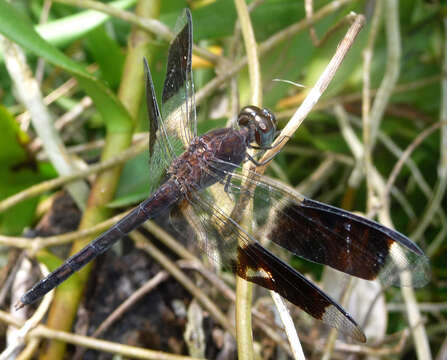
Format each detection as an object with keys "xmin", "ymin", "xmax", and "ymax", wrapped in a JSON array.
[{"xmin": 18, "ymin": 180, "xmax": 182, "ymax": 307}]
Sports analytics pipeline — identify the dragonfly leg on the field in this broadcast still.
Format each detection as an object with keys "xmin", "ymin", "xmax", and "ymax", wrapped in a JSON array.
[
  {"xmin": 246, "ymin": 152, "xmax": 279, "ymax": 166},
  {"xmin": 246, "ymin": 135, "xmax": 289, "ymax": 166},
  {"xmin": 224, "ymin": 174, "xmax": 234, "ymax": 197},
  {"xmin": 248, "ymin": 135, "xmax": 290, "ymax": 151}
]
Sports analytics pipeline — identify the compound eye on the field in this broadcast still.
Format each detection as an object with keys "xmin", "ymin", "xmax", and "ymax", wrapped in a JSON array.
[
  {"xmin": 237, "ymin": 106, "xmax": 276, "ymax": 146},
  {"xmin": 255, "ymin": 109, "xmax": 276, "ymax": 146},
  {"xmin": 238, "ymin": 105, "xmax": 259, "ymax": 127}
]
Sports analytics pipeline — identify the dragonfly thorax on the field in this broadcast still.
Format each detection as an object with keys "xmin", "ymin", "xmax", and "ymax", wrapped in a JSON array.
[{"xmin": 237, "ymin": 105, "xmax": 276, "ymax": 147}]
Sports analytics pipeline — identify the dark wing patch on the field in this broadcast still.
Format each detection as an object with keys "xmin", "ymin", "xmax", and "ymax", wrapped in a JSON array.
[
  {"xmin": 144, "ymin": 58, "xmax": 162, "ymax": 157},
  {"xmin": 236, "ymin": 242, "xmax": 366, "ymax": 342},
  {"xmin": 268, "ymin": 198, "xmax": 430, "ymax": 287},
  {"xmin": 161, "ymin": 8, "xmax": 196, "ymax": 142},
  {"xmin": 162, "ymin": 11, "xmax": 192, "ymax": 105},
  {"xmin": 145, "ymin": 9, "xmax": 196, "ymax": 194},
  {"xmin": 211, "ymin": 169, "xmax": 430, "ymax": 288}
]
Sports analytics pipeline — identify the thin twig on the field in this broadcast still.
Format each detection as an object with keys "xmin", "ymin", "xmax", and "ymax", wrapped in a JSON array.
[
  {"xmin": 131, "ymin": 232, "xmax": 236, "ymax": 338},
  {"xmin": 53, "ymin": 0, "xmax": 220, "ymax": 64},
  {"xmin": 195, "ymin": 0, "xmax": 357, "ymax": 106},
  {"xmin": 233, "ymin": 0, "xmax": 261, "ymax": 358},
  {"xmin": 0, "ymin": 310, "xmax": 203, "ymax": 360},
  {"xmin": 383, "ymin": 121, "xmax": 447, "ymax": 206},
  {"xmin": 1, "ymin": 265, "xmax": 52, "ymax": 360},
  {"xmin": 257, "ymin": 13, "xmax": 366, "ymax": 173},
  {"xmin": 0, "ymin": 138, "xmax": 148, "ymax": 213},
  {"xmin": 375, "ymin": 1, "xmax": 431, "ymax": 358},
  {"xmin": 0, "ymin": 37, "xmax": 89, "ymax": 210},
  {"xmin": 362, "ymin": 0, "xmax": 382, "ymax": 213}
]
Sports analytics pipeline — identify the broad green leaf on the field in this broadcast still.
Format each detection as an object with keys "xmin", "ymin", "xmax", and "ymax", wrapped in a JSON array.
[
  {"xmin": 0, "ymin": 105, "xmax": 47, "ymax": 235},
  {"xmin": 84, "ymin": 26, "xmax": 125, "ymax": 88},
  {"xmin": 0, "ymin": 0, "xmax": 133, "ymax": 134},
  {"xmin": 36, "ymin": 0, "xmax": 136, "ymax": 48}
]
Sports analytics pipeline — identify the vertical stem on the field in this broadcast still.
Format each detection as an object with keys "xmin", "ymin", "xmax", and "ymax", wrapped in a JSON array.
[
  {"xmin": 39, "ymin": 2, "xmax": 159, "ymax": 359},
  {"xmin": 233, "ymin": 0, "xmax": 261, "ymax": 358},
  {"xmin": 362, "ymin": 0, "xmax": 382, "ymax": 214}
]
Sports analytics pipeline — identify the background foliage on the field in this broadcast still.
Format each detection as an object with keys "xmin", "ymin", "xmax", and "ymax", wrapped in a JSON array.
[{"xmin": 0, "ymin": 0, "xmax": 444, "ymax": 359}]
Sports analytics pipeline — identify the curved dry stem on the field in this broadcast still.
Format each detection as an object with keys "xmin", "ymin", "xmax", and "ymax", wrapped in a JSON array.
[
  {"xmin": 257, "ymin": 13, "xmax": 366, "ymax": 175},
  {"xmin": 384, "ymin": 121, "xmax": 447, "ymax": 206},
  {"xmin": 374, "ymin": 1, "xmax": 431, "ymax": 358},
  {"xmin": 362, "ymin": 0, "xmax": 382, "ymax": 213},
  {"xmin": 232, "ymin": 1, "xmax": 261, "ymax": 357},
  {"xmin": 0, "ymin": 37, "xmax": 89, "ymax": 210},
  {"xmin": 1, "ymin": 265, "xmax": 52, "ymax": 360},
  {"xmin": 53, "ymin": 0, "xmax": 220, "ymax": 64},
  {"xmin": 0, "ymin": 310, "xmax": 203, "ymax": 360},
  {"xmin": 195, "ymin": 0, "xmax": 357, "ymax": 106},
  {"xmin": 131, "ymin": 232, "xmax": 236, "ymax": 338}
]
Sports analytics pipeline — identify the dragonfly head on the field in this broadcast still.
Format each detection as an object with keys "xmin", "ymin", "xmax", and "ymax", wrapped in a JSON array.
[{"xmin": 238, "ymin": 105, "xmax": 276, "ymax": 147}]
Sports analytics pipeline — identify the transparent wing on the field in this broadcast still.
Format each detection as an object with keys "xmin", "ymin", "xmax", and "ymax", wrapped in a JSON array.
[
  {"xmin": 161, "ymin": 8, "xmax": 196, "ymax": 146},
  {"xmin": 145, "ymin": 9, "xmax": 196, "ymax": 194},
  {"xmin": 184, "ymin": 185, "xmax": 366, "ymax": 342},
  {"xmin": 144, "ymin": 59, "xmax": 175, "ymax": 194},
  {"xmin": 204, "ymin": 160, "xmax": 430, "ymax": 288}
]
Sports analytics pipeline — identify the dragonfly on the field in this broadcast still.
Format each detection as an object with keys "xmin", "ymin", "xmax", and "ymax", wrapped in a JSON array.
[{"xmin": 19, "ymin": 9, "xmax": 430, "ymax": 343}]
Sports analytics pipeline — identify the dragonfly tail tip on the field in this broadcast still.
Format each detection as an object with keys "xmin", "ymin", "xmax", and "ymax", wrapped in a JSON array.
[{"xmin": 14, "ymin": 300, "xmax": 25, "ymax": 311}]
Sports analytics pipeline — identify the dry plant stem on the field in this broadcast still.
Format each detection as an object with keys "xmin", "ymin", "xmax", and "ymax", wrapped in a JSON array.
[
  {"xmin": 0, "ymin": 37, "xmax": 89, "ymax": 210},
  {"xmin": 369, "ymin": 0, "xmax": 400, "ymax": 148},
  {"xmin": 348, "ymin": 114, "xmax": 442, "ymax": 221},
  {"xmin": 31, "ymin": 96, "xmax": 93, "ymax": 153},
  {"xmin": 0, "ymin": 311, "xmax": 202, "ymax": 360},
  {"xmin": 257, "ymin": 13, "xmax": 366, "ymax": 172},
  {"xmin": 39, "ymin": 3, "xmax": 158, "ymax": 359},
  {"xmin": 38, "ymin": 132, "xmax": 147, "ymax": 160},
  {"xmin": 233, "ymin": 0, "xmax": 259, "ymax": 358},
  {"xmin": 271, "ymin": 292, "xmax": 305, "ymax": 360},
  {"xmin": 35, "ymin": 0, "xmax": 52, "ymax": 85},
  {"xmin": 375, "ymin": 1, "xmax": 431, "ymax": 359},
  {"xmin": 17, "ymin": 75, "xmax": 77, "ymax": 129},
  {"xmin": 141, "ymin": 222, "xmax": 292, "ymax": 353},
  {"xmin": 323, "ymin": 329, "xmax": 409, "ymax": 356},
  {"xmin": 195, "ymin": 0, "xmax": 356, "ymax": 106},
  {"xmin": 235, "ymin": 0, "xmax": 262, "ymax": 106},
  {"xmin": 334, "ymin": 104, "xmax": 363, "ymax": 187},
  {"xmin": 296, "ymin": 157, "xmax": 337, "ymax": 196},
  {"xmin": 384, "ymin": 121, "xmax": 447, "ymax": 206},
  {"xmin": 362, "ymin": 0, "xmax": 382, "ymax": 213},
  {"xmin": 142, "ymin": 222, "xmax": 198, "ymax": 261},
  {"xmin": 16, "ymin": 338, "xmax": 40, "ymax": 360},
  {"xmin": 388, "ymin": 302, "xmax": 447, "ymax": 313},
  {"xmin": 53, "ymin": 0, "xmax": 219, "ymax": 64},
  {"xmin": 131, "ymin": 232, "xmax": 236, "ymax": 338},
  {"xmin": 304, "ymin": 0, "xmax": 319, "ymax": 45},
  {"xmin": 314, "ymin": 14, "xmax": 359, "ymax": 49},
  {"xmin": 378, "ymin": 131, "xmax": 433, "ymax": 200},
  {"xmin": 1, "ymin": 265, "xmax": 52, "ymax": 360},
  {"xmin": 321, "ymin": 278, "xmax": 355, "ymax": 360},
  {"xmin": 18, "ymin": 63, "xmax": 98, "ymax": 132},
  {"xmin": 246, "ymin": 12, "xmax": 363, "ymax": 355},
  {"xmin": 91, "ymin": 259, "xmax": 285, "ymax": 352},
  {"xmin": 0, "ymin": 138, "xmax": 147, "ymax": 213},
  {"xmin": 0, "ymin": 211, "xmax": 129, "ymax": 251},
  {"xmin": 276, "ymin": 75, "xmax": 441, "ymax": 119},
  {"xmin": 410, "ymin": 19, "xmax": 447, "ymax": 242},
  {"xmin": 91, "ymin": 262, "xmax": 193, "ymax": 339}
]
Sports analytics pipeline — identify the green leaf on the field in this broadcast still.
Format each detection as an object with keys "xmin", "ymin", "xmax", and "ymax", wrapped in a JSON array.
[
  {"xmin": 84, "ymin": 26, "xmax": 125, "ymax": 88},
  {"xmin": 0, "ymin": 0, "xmax": 133, "ymax": 134},
  {"xmin": 0, "ymin": 105, "xmax": 47, "ymax": 235},
  {"xmin": 36, "ymin": 0, "xmax": 136, "ymax": 48}
]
